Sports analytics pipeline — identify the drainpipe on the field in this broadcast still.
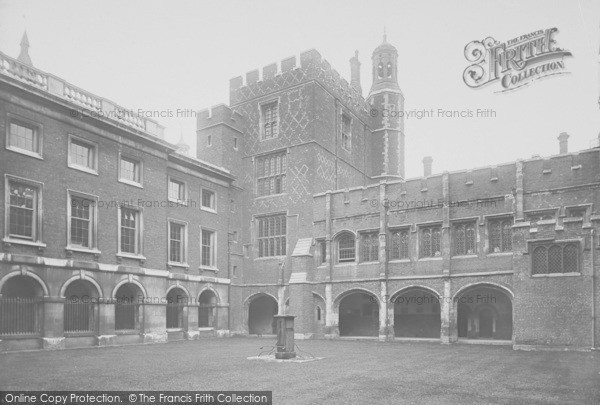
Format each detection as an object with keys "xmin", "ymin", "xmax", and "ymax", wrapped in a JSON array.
[{"xmin": 592, "ymin": 229, "xmax": 596, "ymax": 349}]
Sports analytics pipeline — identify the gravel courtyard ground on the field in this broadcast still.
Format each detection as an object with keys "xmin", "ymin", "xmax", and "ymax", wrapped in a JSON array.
[{"xmin": 1, "ymin": 337, "xmax": 599, "ymax": 404}]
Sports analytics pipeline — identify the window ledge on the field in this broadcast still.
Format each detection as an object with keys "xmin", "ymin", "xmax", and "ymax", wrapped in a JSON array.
[
  {"xmin": 198, "ymin": 327, "xmax": 215, "ymax": 331},
  {"xmin": 451, "ymin": 254, "xmax": 478, "ymax": 259},
  {"xmin": 168, "ymin": 262, "xmax": 189, "ymax": 269},
  {"xmin": 359, "ymin": 261, "xmax": 379, "ymax": 265},
  {"xmin": 66, "ymin": 246, "xmax": 101, "ymax": 255},
  {"xmin": 254, "ymin": 193, "xmax": 287, "ymax": 200},
  {"xmin": 2, "ymin": 238, "xmax": 46, "ymax": 248},
  {"xmin": 115, "ymin": 330, "xmax": 141, "ymax": 335},
  {"xmin": 486, "ymin": 252, "xmax": 513, "ymax": 257},
  {"xmin": 116, "ymin": 252, "xmax": 146, "ymax": 260},
  {"xmin": 68, "ymin": 163, "xmax": 98, "ymax": 176},
  {"xmin": 118, "ymin": 178, "xmax": 143, "ymax": 188},
  {"xmin": 201, "ymin": 207, "xmax": 217, "ymax": 214},
  {"xmin": 168, "ymin": 197, "xmax": 188, "ymax": 206},
  {"xmin": 531, "ymin": 272, "xmax": 580, "ymax": 278},
  {"xmin": 334, "ymin": 262, "xmax": 356, "ymax": 267},
  {"xmin": 389, "ymin": 259, "xmax": 411, "ymax": 263},
  {"xmin": 199, "ymin": 266, "xmax": 219, "ymax": 272},
  {"xmin": 563, "ymin": 217, "xmax": 584, "ymax": 223},
  {"xmin": 6, "ymin": 146, "xmax": 43, "ymax": 160},
  {"xmin": 166, "ymin": 328, "xmax": 183, "ymax": 332},
  {"xmin": 418, "ymin": 257, "xmax": 443, "ymax": 262},
  {"xmin": 254, "ymin": 256, "xmax": 286, "ymax": 261}
]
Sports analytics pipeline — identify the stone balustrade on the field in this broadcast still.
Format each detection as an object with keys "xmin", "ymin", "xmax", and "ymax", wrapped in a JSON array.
[{"xmin": 0, "ymin": 51, "xmax": 164, "ymax": 138}]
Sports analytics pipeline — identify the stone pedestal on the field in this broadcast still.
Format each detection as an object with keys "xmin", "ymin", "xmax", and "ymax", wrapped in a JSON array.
[{"xmin": 274, "ymin": 315, "xmax": 296, "ymax": 359}]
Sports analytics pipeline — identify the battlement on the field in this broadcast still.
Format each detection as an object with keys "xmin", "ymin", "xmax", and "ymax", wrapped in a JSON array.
[
  {"xmin": 314, "ymin": 145, "xmax": 600, "ymax": 207},
  {"xmin": 197, "ymin": 103, "xmax": 244, "ymax": 130},
  {"xmin": 229, "ymin": 49, "xmax": 370, "ymax": 118}
]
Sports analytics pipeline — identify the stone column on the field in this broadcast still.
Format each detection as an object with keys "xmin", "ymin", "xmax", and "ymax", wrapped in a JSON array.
[
  {"xmin": 324, "ymin": 283, "xmax": 338, "ymax": 338},
  {"xmin": 142, "ymin": 303, "xmax": 167, "ymax": 343},
  {"xmin": 97, "ymin": 302, "xmax": 116, "ymax": 346},
  {"xmin": 440, "ymin": 278, "xmax": 455, "ymax": 343},
  {"xmin": 215, "ymin": 304, "xmax": 230, "ymax": 337},
  {"xmin": 41, "ymin": 297, "xmax": 65, "ymax": 350},
  {"xmin": 185, "ymin": 304, "xmax": 199, "ymax": 340}
]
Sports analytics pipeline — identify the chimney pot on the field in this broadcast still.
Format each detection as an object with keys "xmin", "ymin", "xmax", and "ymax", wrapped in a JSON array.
[
  {"xmin": 558, "ymin": 132, "xmax": 569, "ymax": 154},
  {"xmin": 349, "ymin": 51, "xmax": 362, "ymax": 96},
  {"xmin": 423, "ymin": 156, "xmax": 433, "ymax": 177}
]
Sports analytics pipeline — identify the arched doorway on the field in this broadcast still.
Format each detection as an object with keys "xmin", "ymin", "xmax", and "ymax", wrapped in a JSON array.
[
  {"xmin": 393, "ymin": 288, "xmax": 440, "ymax": 338},
  {"xmin": 64, "ymin": 279, "xmax": 99, "ymax": 334},
  {"xmin": 166, "ymin": 288, "xmax": 188, "ymax": 329},
  {"xmin": 455, "ymin": 284, "xmax": 513, "ymax": 340},
  {"xmin": 0, "ymin": 275, "xmax": 44, "ymax": 336},
  {"xmin": 114, "ymin": 283, "xmax": 143, "ymax": 332},
  {"xmin": 198, "ymin": 290, "xmax": 218, "ymax": 328},
  {"xmin": 248, "ymin": 294, "xmax": 277, "ymax": 335},
  {"xmin": 338, "ymin": 291, "xmax": 378, "ymax": 337}
]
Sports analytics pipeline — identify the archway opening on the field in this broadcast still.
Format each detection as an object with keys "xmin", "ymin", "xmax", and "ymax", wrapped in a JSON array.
[
  {"xmin": 338, "ymin": 291, "xmax": 378, "ymax": 337},
  {"xmin": 456, "ymin": 285, "xmax": 512, "ymax": 340},
  {"xmin": 198, "ymin": 290, "xmax": 217, "ymax": 328},
  {"xmin": 64, "ymin": 279, "xmax": 99, "ymax": 334},
  {"xmin": 248, "ymin": 294, "xmax": 277, "ymax": 335},
  {"xmin": 0, "ymin": 275, "xmax": 44, "ymax": 336},
  {"xmin": 114, "ymin": 283, "xmax": 143, "ymax": 332},
  {"xmin": 166, "ymin": 288, "xmax": 188, "ymax": 329},
  {"xmin": 393, "ymin": 288, "xmax": 440, "ymax": 338}
]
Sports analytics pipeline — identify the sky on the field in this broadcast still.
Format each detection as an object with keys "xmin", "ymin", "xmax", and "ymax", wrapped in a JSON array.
[{"xmin": 0, "ymin": 0, "xmax": 599, "ymax": 178}]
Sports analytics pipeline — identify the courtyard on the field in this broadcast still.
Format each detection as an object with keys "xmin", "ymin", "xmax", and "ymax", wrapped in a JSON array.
[{"xmin": 0, "ymin": 338, "xmax": 599, "ymax": 404}]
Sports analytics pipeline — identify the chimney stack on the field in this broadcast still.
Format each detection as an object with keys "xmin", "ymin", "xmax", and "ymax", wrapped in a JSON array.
[
  {"xmin": 423, "ymin": 156, "xmax": 433, "ymax": 177},
  {"xmin": 558, "ymin": 132, "xmax": 569, "ymax": 154},
  {"xmin": 349, "ymin": 50, "xmax": 362, "ymax": 96}
]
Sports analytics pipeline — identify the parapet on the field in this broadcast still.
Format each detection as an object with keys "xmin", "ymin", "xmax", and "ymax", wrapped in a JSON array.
[
  {"xmin": 197, "ymin": 103, "xmax": 244, "ymax": 131},
  {"xmin": 229, "ymin": 49, "xmax": 370, "ymax": 118}
]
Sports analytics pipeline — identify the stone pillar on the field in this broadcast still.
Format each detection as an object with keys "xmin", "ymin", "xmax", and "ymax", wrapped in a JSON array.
[
  {"xmin": 441, "ymin": 278, "xmax": 455, "ymax": 343},
  {"xmin": 442, "ymin": 172, "xmax": 451, "ymax": 275},
  {"xmin": 215, "ymin": 304, "xmax": 230, "ymax": 337},
  {"xmin": 289, "ymin": 245, "xmax": 316, "ymax": 339},
  {"xmin": 97, "ymin": 302, "xmax": 117, "ymax": 346},
  {"xmin": 515, "ymin": 160, "xmax": 524, "ymax": 221},
  {"xmin": 41, "ymin": 297, "xmax": 65, "ymax": 350},
  {"xmin": 142, "ymin": 304, "xmax": 167, "ymax": 343},
  {"xmin": 379, "ymin": 280, "xmax": 391, "ymax": 341},
  {"xmin": 185, "ymin": 304, "xmax": 199, "ymax": 340},
  {"xmin": 324, "ymin": 283, "xmax": 338, "ymax": 338}
]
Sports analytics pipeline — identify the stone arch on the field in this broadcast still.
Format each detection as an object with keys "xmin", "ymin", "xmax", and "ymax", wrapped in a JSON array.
[
  {"xmin": 111, "ymin": 278, "xmax": 147, "ymax": 299},
  {"xmin": 198, "ymin": 286, "xmax": 221, "ymax": 305},
  {"xmin": 198, "ymin": 289, "xmax": 219, "ymax": 328},
  {"xmin": 391, "ymin": 285, "xmax": 441, "ymax": 339},
  {"xmin": 245, "ymin": 292, "xmax": 278, "ymax": 335},
  {"xmin": 335, "ymin": 288, "xmax": 379, "ymax": 337},
  {"xmin": 454, "ymin": 282, "xmax": 513, "ymax": 341},
  {"xmin": 0, "ymin": 268, "xmax": 49, "ymax": 297},
  {"xmin": 59, "ymin": 273, "xmax": 103, "ymax": 298}
]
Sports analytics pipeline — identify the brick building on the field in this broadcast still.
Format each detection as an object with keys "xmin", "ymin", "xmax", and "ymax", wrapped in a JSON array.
[{"xmin": 1, "ymin": 33, "xmax": 598, "ymax": 351}]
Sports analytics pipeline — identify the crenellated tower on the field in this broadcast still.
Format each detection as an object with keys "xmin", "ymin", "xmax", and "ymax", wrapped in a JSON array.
[{"xmin": 367, "ymin": 32, "xmax": 405, "ymax": 178}]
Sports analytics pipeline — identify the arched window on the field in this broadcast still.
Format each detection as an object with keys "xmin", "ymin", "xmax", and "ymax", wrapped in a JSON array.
[
  {"xmin": 377, "ymin": 63, "xmax": 384, "ymax": 79},
  {"xmin": 337, "ymin": 233, "xmax": 356, "ymax": 263},
  {"xmin": 386, "ymin": 62, "xmax": 393, "ymax": 78},
  {"xmin": 316, "ymin": 306, "xmax": 322, "ymax": 322},
  {"xmin": 391, "ymin": 230, "xmax": 409, "ymax": 260}
]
